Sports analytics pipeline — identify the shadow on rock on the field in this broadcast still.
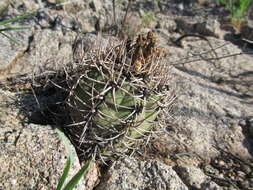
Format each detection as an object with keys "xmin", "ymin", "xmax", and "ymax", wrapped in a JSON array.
[{"xmin": 175, "ymin": 66, "xmax": 253, "ymax": 102}]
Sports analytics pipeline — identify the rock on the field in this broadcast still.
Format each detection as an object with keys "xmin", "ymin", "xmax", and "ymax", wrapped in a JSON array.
[
  {"xmin": 0, "ymin": 8, "xmax": 33, "ymax": 79},
  {"xmin": 156, "ymin": 13, "xmax": 177, "ymax": 32},
  {"xmin": 23, "ymin": 28, "xmax": 74, "ymax": 71},
  {"xmin": 84, "ymin": 162, "xmax": 101, "ymax": 190},
  {"xmin": 1, "ymin": 28, "xmax": 75, "ymax": 78},
  {"xmin": 0, "ymin": 0, "xmax": 97, "ymax": 79},
  {"xmin": 0, "ymin": 31, "xmax": 30, "ymax": 79},
  {"xmin": 0, "ymin": 90, "xmax": 84, "ymax": 190},
  {"xmin": 174, "ymin": 17, "xmax": 225, "ymax": 38},
  {"xmin": 96, "ymin": 157, "xmax": 189, "ymax": 190},
  {"xmin": 0, "ymin": 0, "xmax": 122, "ymax": 79},
  {"xmin": 249, "ymin": 178, "xmax": 253, "ymax": 188},
  {"xmin": 241, "ymin": 164, "xmax": 252, "ymax": 175},
  {"xmin": 176, "ymin": 165, "xmax": 222, "ymax": 190},
  {"xmin": 60, "ymin": 1, "xmax": 103, "ymax": 33},
  {"xmin": 155, "ymin": 32, "xmax": 253, "ymax": 162}
]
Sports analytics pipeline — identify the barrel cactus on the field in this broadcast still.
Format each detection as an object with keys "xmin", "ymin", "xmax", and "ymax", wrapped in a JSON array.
[{"xmin": 65, "ymin": 31, "xmax": 169, "ymax": 162}]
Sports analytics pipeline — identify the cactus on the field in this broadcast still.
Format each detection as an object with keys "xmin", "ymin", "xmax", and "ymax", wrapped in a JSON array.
[{"xmin": 65, "ymin": 32, "xmax": 169, "ymax": 162}]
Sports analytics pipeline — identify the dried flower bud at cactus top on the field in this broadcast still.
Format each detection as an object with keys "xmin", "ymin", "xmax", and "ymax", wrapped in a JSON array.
[
  {"xmin": 65, "ymin": 32, "xmax": 170, "ymax": 162},
  {"xmin": 130, "ymin": 31, "xmax": 166, "ymax": 74}
]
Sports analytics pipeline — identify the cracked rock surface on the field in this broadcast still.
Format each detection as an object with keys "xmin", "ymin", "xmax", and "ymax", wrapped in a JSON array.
[
  {"xmin": 96, "ymin": 157, "xmax": 189, "ymax": 190},
  {"xmin": 0, "ymin": 91, "xmax": 84, "ymax": 190}
]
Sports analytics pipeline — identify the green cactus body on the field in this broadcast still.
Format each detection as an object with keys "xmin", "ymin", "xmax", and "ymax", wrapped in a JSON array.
[{"xmin": 66, "ymin": 34, "xmax": 168, "ymax": 161}]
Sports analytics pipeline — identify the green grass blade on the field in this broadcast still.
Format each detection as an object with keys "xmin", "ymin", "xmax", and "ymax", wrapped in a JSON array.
[
  {"xmin": 240, "ymin": 0, "xmax": 252, "ymax": 11},
  {"xmin": 55, "ymin": 128, "xmax": 74, "ymax": 190},
  {"xmin": 56, "ymin": 157, "xmax": 72, "ymax": 190},
  {"xmin": 0, "ymin": 26, "xmax": 30, "ymax": 32},
  {"xmin": 0, "ymin": 31, "xmax": 20, "ymax": 44},
  {"xmin": 0, "ymin": 9, "xmax": 41, "ymax": 26},
  {"xmin": 55, "ymin": 128, "xmax": 74, "ymax": 161},
  {"xmin": 63, "ymin": 161, "xmax": 91, "ymax": 190}
]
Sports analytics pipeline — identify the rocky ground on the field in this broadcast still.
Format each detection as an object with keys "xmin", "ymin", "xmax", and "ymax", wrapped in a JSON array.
[{"xmin": 0, "ymin": 0, "xmax": 252, "ymax": 190}]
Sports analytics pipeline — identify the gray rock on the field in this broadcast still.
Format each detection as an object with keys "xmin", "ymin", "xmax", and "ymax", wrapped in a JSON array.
[
  {"xmin": 0, "ymin": 0, "xmax": 95, "ymax": 79},
  {"xmin": 0, "ymin": 90, "xmax": 84, "ymax": 190},
  {"xmin": 156, "ymin": 14, "xmax": 177, "ymax": 32},
  {"xmin": 176, "ymin": 165, "xmax": 222, "ymax": 190},
  {"xmin": 0, "ymin": 17, "xmax": 32, "ymax": 78},
  {"xmin": 0, "ymin": 0, "xmax": 116, "ymax": 80},
  {"xmin": 1, "ymin": 28, "xmax": 75, "ymax": 78},
  {"xmin": 155, "ymin": 33, "xmax": 253, "ymax": 162},
  {"xmin": 0, "ymin": 0, "xmax": 44, "ymax": 78},
  {"xmin": 21, "ymin": 28, "xmax": 75, "ymax": 72},
  {"xmin": 174, "ymin": 17, "xmax": 225, "ymax": 38},
  {"xmin": 96, "ymin": 157, "xmax": 189, "ymax": 190}
]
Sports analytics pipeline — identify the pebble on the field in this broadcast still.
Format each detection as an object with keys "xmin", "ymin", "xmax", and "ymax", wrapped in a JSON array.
[
  {"xmin": 218, "ymin": 160, "xmax": 226, "ymax": 167},
  {"xmin": 249, "ymin": 178, "xmax": 253, "ymax": 187},
  {"xmin": 240, "ymin": 180, "xmax": 250, "ymax": 189},
  {"xmin": 238, "ymin": 119, "xmax": 246, "ymax": 127},
  {"xmin": 241, "ymin": 164, "xmax": 251, "ymax": 174},
  {"xmin": 236, "ymin": 170, "xmax": 246, "ymax": 178}
]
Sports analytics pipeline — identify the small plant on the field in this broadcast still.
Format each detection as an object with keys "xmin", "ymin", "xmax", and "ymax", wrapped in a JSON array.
[{"xmin": 217, "ymin": 0, "xmax": 252, "ymax": 31}]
